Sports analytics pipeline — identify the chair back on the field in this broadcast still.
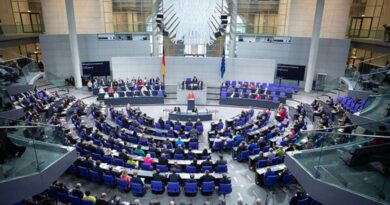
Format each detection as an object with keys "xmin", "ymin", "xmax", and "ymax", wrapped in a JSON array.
[
  {"xmin": 219, "ymin": 183, "xmax": 232, "ymax": 195},
  {"xmin": 103, "ymin": 174, "xmax": 115, "ymax": 187},
  {"xmin": 202, "ymin": 181, "xmax": 215, "ymax": 193},
  {"xmin": 216, "ymin": 165, "xmax": 228, "ymax": 173},
  {"xmin": 69, "ymin": 195, "xmax": 81, "ymax": 205},
  {"xmin": 167, "ymin": 182, "xmax": 180, "ymax": 194},
  {"xmin": 151, "ymin": 180, "xmax": 164, "ymax": 192},
  {"xmin": 184, "ymin": 182, "xmax": 198, "ymax": 194}
]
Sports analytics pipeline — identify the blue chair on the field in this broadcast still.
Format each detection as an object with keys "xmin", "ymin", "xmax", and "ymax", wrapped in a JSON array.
[
  {"xmin": 167, "ymin": 182, "xmax": 181, "ymax": 196},
  {"xmin": 256, "ymin": 160, "xmax": 268, "ymax": 169},
  {"xmin": 141, "ymin": 163, "xmax": 153, "ymax": 171},
  {"xmin": 103, "ymin": 174, "xmax": 115, "ymax": 188},
  {"xmin": 151, "ymin": 180, "xmax": 164, "ymax": 194},
  {"xmin": 189, "ymin": 142, "xmax": 198, "ymax": 150},
  {"xmin": 186, "ymin": 165, "xmax": 197, "ymax": 173},
  {"xmin": 89, "ymin": 170, "xmax": 102, "ymax": 183},
  {"xmin": 219, "ymin": 183, "xmax": 232, "ymax": 196},
  {"xmin": 212, "ymin": 141, "xmax": 223, "ymax": 151},
  {"xmin": 282, "ymin": 173, "xmax": 294, "ymax": 185},
  {"xmin": 184, "ymin": 182, "xmax": 198, "ymax": 197},
  {"xmin": 174, "ymin": 154, "xmax": 184, "ymax": 160},
  {"xmin": 68, "ymin": 164, "xmax": 78, "ymax": 174},
  {"xmin": 224, "ymin": 140, "xmax": 234, "ymax": 150},
  {"xmin": 113, "ymin": 158, "xmax": 125, "ymax": 166},
  {"xmin": 92, "ymin": 153, "xmax": 102, "ymax": 161},
  {"xmin": 69, "ymin": 195, "xmax": 81, "ymax": 205},
  {"xmin": 238, "ymin": 150, "xmax": 249, "ymax": 162},
  {"xmin": 125, "ymin": 163, "xmax": 136, "ymax": 169},
  {"xmin": 116, "ymin": 178, "xmax": 130, "ymax": 192},
  {"xmin": 270, "ymin": 157, "xmax": 280, "ymax": 165},
  {"xmin": 201, "ymin": 166, "xmax": 213, "ymax": 173},
  {"xmin": 156, "ymin": 164, "xmax": 168, "ymax": 172},
  {"xmin": 46, "ymin": 188, "xmax": 57, "ymax": 200},
  {"xmin": 103, "ymin": 155, "xmax": 113, "ymax": 164},
  {"xmin": 78, "ymin": 166, "xmax": 89, "ymax": 178},
  {"xmin": 264, "ymin": 175, "xmax": 278, "ymax": 188},
  {"xmin": 57, "ymin": 192, "xmax": 69, "ymax": 204},
  {"xmin": 131, "ymin": 182, "xmax": 146, "ymax": 197},
  {"xmin": 297, "ymin": 198, "xmax": 310, "ymax": 205},
  {"xmin": 201, "ymin": 181, "xmax": 215, "ymax": 195},
  {"xmin": 216, "ymin": 165, "xmax": 228, "ymax": 173},
  {"xmin": 82, "ymin": 199, "xmax": 94, "ymax": 205},
  {"xmin": 252, "ymin": 148, "xmax": 260, "ymax": 155}
]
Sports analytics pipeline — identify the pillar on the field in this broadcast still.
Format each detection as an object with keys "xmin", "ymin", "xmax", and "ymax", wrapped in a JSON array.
[
  {"xmin": 152, "ymin": 0, "xmax": 161, "ymax": 56},
  {"xmin": 65, "ymin": 0, "xmax": 82, "ymax": 88},
  {"xmin": 304, "ymin": 0, "xmax": 324, "ymax": 92},
  {"xmin": 228, "ymin": 0, "xmax": 237, "ymax": 58}
]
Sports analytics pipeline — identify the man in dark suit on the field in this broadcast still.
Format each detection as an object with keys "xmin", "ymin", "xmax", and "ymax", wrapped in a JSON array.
[
  {"xmin": 92, "ymin": 160, "xmax": 104, "ymax": 175},
  {"xmin": 174, "ymin": 145, "xmax": 184, "ymax": 155},
  {"xmin": 201, "ymin": 157, "xmax": 213, "ymax": 167},
  {"xmin": 219, "ymin": 173, "xmax": 231, "ymax": 186},
  {"xmin": 215, "ymin": 155, "xmax": 227, "ymax": 166},
  {"xmin": 71, "ymin": 183, "xmax": 84, "ymax": 199},
  {"xmin": 80, "ymin": 155, "xmax": 94, "ymax": 169},
  {"xmin": 152, "ymin": 169, "xmax": 166, "ymax": 186},
  {"xmin": 200, "ymin": 170, "xmax": 215, "ymax": 183},
  {"xmin": 158, "ymin": 153, "xmax": 169, "ymax": 166},
  {"xmin": 96, "ymin": 192, "xmax": 109, "ymax": 205},
  {"xmin": 118, "ymin": 149, "xmax": 129, "ymax": 162},
  {"xmin": 131, "ymin": 171, "xmax": 144, "ymax": 185},
  {"xmin": 168, "ymin": 169, "xmax": 182, "ymax": 185}
]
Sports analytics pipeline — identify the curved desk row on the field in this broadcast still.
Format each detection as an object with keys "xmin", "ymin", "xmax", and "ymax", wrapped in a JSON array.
[
  {"xmin": 219, "ymin": 98, "xmax": 281, "ymax": 109},
  {"xmin": 169, "ymin": 111, "xmax": 213, "ymax": 121},
  {"xmin": 102, "ymin": 96, "xmax": 164, "ymax": 105}
]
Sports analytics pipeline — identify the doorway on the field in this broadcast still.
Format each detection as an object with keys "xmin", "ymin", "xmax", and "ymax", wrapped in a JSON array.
[{"xmin": 349, "ymin": 17, "xmax": 373, "ymax": 38}]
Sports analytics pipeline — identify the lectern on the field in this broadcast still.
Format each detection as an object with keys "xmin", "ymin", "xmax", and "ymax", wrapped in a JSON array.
[{"xmin": 187, "ymin": 91, "xmax": 195, "ymax": 111}]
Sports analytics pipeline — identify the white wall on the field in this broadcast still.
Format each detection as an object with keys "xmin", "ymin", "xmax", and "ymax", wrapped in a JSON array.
[
  {"xmin": 112, "ymin": 57, "xmax": 276, "ymax": 87},
  {"xmin": 41, "ymin": 0, "xmax": 104, "ymax": 34},
  {"xmin": 287, "ymin": 0, "xmax": 352, "ymax": 39},
  {"xmin": 236, "ymin": 37, "xmax": 351, "ymax": 83},
  {"xmin": 40, "ymin": 34, "xmax": 151, "ymax": 79}
]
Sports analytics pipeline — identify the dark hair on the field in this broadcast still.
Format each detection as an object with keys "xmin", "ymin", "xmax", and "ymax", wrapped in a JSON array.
[{"xmin": 85, "ymin": 191, "xmax": 91, "ymax": 196}]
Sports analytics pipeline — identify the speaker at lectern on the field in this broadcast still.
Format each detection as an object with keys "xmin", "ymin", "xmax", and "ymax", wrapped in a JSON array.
[{"xmin": 187, "ymin": 91, "xmax": 195, "ymax": 111}]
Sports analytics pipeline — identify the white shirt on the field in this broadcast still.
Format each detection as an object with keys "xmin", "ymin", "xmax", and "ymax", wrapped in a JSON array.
[
  {"xmin": 99, "ymin": 88, "xmax": 105, "ymax": 94},
  {"xmin": 113, "ymin": 92, "xmax": 119, "ymax": 98},
  {"xmin": 104, "ymin": 93, "xmax": 109, "ymax": 99}
]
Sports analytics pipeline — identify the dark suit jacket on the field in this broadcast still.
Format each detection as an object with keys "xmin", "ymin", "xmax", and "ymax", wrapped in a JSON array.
[
  {"xmin": 131, "ymin": 176, "xmax": 144, "ymax": 185},
  {"xmin": 152, "ymin": 173, "xmax": 166, "ymax": 183},
  {"xmin": 168, "ymin": 173, "xmax": 182, "ymax": 183},
  {"xmin": 158, "ymin": 157, "xmax": 168, "ymax": 165}
]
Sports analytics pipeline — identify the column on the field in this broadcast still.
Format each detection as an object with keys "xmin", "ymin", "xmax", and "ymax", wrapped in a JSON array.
[
  {"xmin": 65, "ymin": 0, "xmax": 82, "ymax": 88},
  {"xmin": 228, "ymin": 0, "xmax": 237, "ymax": 58},
  {"xmin": 151, "ymin": 0, "xmax": 161, "ymax": 56},
  {"xmin": 304, "ymin": 0, "xmax": 324, "ymax": 92}
]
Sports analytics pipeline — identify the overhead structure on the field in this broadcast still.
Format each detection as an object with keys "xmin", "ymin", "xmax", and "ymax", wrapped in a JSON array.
[{"xmin": 156, "ymin": 0, "xmax": 229, "ymax": 45}]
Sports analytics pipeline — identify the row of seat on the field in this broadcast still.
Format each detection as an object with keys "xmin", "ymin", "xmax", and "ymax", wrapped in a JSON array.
[
  {"xmin": 336, "ymin": 96, "xmax": 366, "ymax": 113},
  {"xmin": 68, "ymin": 165, "xmax": 231, "ymax": 197},
  {"xmin": 224, "ymin": 81, "xmax": 299, "ymax": 92}
]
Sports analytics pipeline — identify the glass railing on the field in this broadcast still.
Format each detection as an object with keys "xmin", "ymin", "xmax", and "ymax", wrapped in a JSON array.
[
  {"xmin": 0, "ymin": 122, "xmax": 73, "ymax": 182},
  {"xmin": 359, "ymin": 94, "xmax": 390, "ymax": 121},
  {"xmin": 348, "ymin": 29, "xmax": 386, "ymax": 41},
  {"xmin": 289, "ymin": 132, "xmax": 390, "ymax": 204},
  {"xmin": 236, "ymin": 24, "xmax": 279, "ymax": 35},
  {"xmin": 0, "ymin": 24, "xmax": 44, "ymax": 35}
]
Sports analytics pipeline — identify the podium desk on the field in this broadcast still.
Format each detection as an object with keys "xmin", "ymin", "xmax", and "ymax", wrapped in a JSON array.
[{"xmin": 169, "ymin": 111, "xmax": 213, "ymax": 121}]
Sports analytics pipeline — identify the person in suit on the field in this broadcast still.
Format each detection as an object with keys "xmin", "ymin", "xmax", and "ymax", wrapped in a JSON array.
[
  {"xmin": 219, "ymin": 173, "xmax": 231, "ymax": 186},
  {"xmin": 92, "ymin": 160, "xmax": 104, "ymax": 175},
  {"xmin": 168, "ymin": 169, "xmax": 182, "ymax": 185},
  {"xmin": 118, "ymin": 149, "xmax": 129, "ymax": 162},
  {"xmin": 80, "ymin": 155, "xmax": 94, "ymax": 169},
  {"xmin": 215, "ymin": 155, "xmax": 227, "ymax": 166},
  {"xmin": 71, "ymin": 183, "xmax": 84, "ymax": 199},
  {"xmin": 152, "ymin": 169, "xmax": 166, "ymax": 185},
  {"xmin": 96, "ymin": 192, "xmax": 109, "ymax": 205},
  {"xmin": 158, "ymin": 153, "xmax": 169, "ymax": 166},
  {"xmin": 201, "ymin": 157, "xmax": 213, "ymax": 167},
  {"xmin": 131, "ymin": 171, "xmax": 144, "ymax": 185},
  {"xmin": 186, "ymin": 174, "xmax": 198, "ymax": 187},
  {"xmin": 199, "ymin": 170, "xmax": 215, "ymax": 191}
]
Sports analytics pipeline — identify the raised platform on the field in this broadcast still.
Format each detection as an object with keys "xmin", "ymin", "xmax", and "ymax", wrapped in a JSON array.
[
  {"xmin": 103, "ymin": 96, "xmax": 164, "ymax": 105},
  {"xmin": 219, "ymin": 98, "xmax": 281, "ymax": 108},
  {"xmin": 177, "ymin": 86, "xmax": 207, "ymax": 105},
  {"xmin": 168, "ymin": 111, "xmax": 213, "ymax": 121}
]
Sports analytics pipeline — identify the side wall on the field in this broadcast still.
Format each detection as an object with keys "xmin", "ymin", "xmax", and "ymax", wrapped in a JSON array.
[
  {"xmin": 236, "ymin": 37, "xmax": 351, "ymax": 84},
  {"xmin": 40, "ymin": 34, "xmax": 151, "ymax": 79}
]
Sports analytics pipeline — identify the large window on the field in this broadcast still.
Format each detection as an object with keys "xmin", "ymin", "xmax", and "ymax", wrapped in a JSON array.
[
  {"xmin": 10, "ymin": 0, "xmax": 43, "ymax": 34},
  {"xmin": 103, "ymin": 0, "xmax": 153, "ymax": 33},
  {"xmin": 348, "ymin": 0, "xmax": 384, "ymax": 39},
  {"xmin": 237, "ymin": 0, "xmax": 288, "ymax": 36}
]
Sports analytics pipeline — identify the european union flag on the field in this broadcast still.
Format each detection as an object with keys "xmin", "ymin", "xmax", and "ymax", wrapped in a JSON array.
[{"xmin": 220, "ymin": 48, "xmax": 225, "ymax": 79}]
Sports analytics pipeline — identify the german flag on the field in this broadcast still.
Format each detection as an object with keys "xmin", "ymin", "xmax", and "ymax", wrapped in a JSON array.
[{"xmin": 161, "ymin": 49, "xmax": 166, "ymax": 82}]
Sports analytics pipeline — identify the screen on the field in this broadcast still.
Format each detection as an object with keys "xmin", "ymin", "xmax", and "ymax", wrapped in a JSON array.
[
  {"xmin": 276, "ymin": 64, "xmax": 306, "ymax": 81},
  {"xmin": 82, "ymin": 61, "xmax": 110, "ymax": 76}
]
